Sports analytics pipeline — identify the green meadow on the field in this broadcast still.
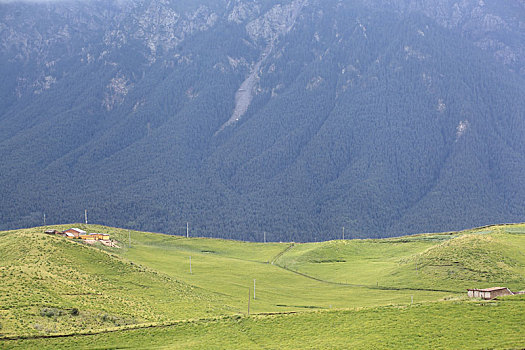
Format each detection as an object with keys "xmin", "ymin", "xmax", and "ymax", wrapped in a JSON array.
[
  {"xmin": 1, "ymin": 224, "xmax": 524, "ymax": 348},
  {"xmin": 6, "ymin": 298, "xmax": 525, "ymax": 349}
]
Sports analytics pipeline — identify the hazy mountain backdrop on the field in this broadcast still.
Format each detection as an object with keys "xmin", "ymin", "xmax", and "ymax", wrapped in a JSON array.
[{"xmin": 1, "ymin": 0, "xmax": 524, "ymax": 241}]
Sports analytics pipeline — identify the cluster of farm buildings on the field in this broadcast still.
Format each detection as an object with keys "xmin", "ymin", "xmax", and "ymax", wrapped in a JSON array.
[{"xmin": 45, "ymin": 228, "xmax": 110, "ymax": 242}]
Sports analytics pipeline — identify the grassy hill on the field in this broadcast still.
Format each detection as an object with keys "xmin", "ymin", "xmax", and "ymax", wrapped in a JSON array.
[
  {"xmin": 1, "ymin": 223, "xmax": 524, "ymax": 348},
  {"xmin": 274, "ymin": 225, "xmax": 525, "ymax": 292},
  {"xmin": 0, "ymin": 226, "xmax": 226, "ymax": 338}
]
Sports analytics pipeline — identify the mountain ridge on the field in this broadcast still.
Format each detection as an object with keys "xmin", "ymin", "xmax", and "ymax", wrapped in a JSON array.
[{"xmin": 0, "ymin": 0, "xmax": 524, "ymax": 241}]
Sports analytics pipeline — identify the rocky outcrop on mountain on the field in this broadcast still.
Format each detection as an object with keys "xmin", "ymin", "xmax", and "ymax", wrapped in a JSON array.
[
  {"xmin": 246, "ymin": 0, "xmax": 307, "ymax": 43},
  {"xmin": 0, "ymin": 0, "xmax": 224, "ymax": 100},
  {"xmin": 362, "ymin": 0, "xmax": 525, "ymax": 75},
  {"xmin": 130, "ymin": 2, "xmax": 219, "ymax": 63},
  {"xmin": 1, "ymin": 0, "xmax": 522, "ymax": 102},
  {"xmin": 228, "ymin": 1, "xmax": 261, "ymax": 24},
  {"xmin": 103, "ymin": 73, "xmax": 133, "ymax": 111}
]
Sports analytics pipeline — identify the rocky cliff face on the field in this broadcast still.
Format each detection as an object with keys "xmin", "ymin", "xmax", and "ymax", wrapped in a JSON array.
[
  {"xmin": 1, "ymin": 1, "xmax": 221, "ymax": 103},
  {"xmin": 1, "ymin": 0, "xmax": 522, "ymax": 104},
  {"xmin": 362, "ymin": 0, "xmax": 525, "ymax": 75}
]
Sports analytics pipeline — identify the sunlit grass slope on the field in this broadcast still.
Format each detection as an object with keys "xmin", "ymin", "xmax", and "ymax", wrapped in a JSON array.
[
  {"xmin": 6, "ymin": 298, "xmax": 525, "ymax": 349},
  {"xmin": 1, "ymin": 222, "xmax": 523, "ymax": 344},
  {"xmin": 103, "ymin": 226, "xmax": 450, "ymax": 314},
  {"xmin": 274, "ymin": 225, "xmax": 525, "ymax": 292},
  {"xmin": 0, "ymin": 226, "xmax": 225, "ymax": 337}
]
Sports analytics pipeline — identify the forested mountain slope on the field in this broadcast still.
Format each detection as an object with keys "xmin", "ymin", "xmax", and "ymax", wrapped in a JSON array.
[{"xmin": 0, "ymin": 0, "xmax": 524, "ymax": 241}]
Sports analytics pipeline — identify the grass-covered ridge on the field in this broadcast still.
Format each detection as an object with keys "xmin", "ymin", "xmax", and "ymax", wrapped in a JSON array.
[
  {"xmin": 0, "ymin": 223, "xmax": 524, "ymax": 348},
  {"xmin": 274, "ymin": 225, "xmax": 525, "ymax": 292},
  {"xmin": 0, "ymin": 226, "xmax": 225, "ymax": 338}
]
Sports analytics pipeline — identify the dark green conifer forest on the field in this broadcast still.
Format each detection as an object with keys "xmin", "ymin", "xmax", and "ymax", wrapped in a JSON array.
[{"xmin": 0, "ymin": 0, "xmax": 524, "ymax": 241}]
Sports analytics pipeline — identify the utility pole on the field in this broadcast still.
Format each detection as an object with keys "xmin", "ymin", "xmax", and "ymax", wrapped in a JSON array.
[
  {"xmin": 264, "ymin": 231, "xmax": 266, "ymax": 243},
  {"xmin": 84, "ymin": 209, "xmax": 88, "ymax": 224},
  {"xmin": 342, "ymin": 226, "xmax": 345, "ymax": 240},
  {"xmin": 189, "ymin": 256, "xmax": 192, "ymax": 274},
  {"xmin": 247, "ymin": 288, "xmax": 251, "ymax": 315},
  {"xmin": 43, "ymin": 213, "xmax": 46, "ymax": 226},
  {"xmin": 186, "ymin": 222, "xmax": 189, "ymax": 238},
  {"xmin": 254, "ymin": 279, "xmax": 256, "ymax": 300}
]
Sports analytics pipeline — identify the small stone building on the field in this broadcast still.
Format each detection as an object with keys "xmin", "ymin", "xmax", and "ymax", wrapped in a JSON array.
[{"xmin": 467, "ymin": 287, "xmax": 513, "ymax": 300}]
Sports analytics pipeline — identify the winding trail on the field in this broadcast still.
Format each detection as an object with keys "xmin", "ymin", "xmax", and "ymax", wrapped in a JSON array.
[{"xmin": 270, "ymin": 242, "xmax": 295, "ymax": 265}]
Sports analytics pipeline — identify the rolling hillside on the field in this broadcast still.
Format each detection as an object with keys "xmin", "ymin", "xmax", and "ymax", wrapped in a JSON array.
[
  {"xmin": 274, "ymin": 225, "xmax": 525, "ymax": 291},
  {"xmin": 0, "ymin": 223, "xmax": 523, "ymax": 348},
  {"xmin": 7, "ymin": 299, "xmax": 525, "ymax": 349},
  {"xmin": 0, "ymin": 226, "xmax": 226, "ymax": 338}
]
